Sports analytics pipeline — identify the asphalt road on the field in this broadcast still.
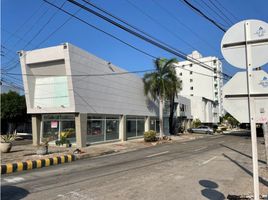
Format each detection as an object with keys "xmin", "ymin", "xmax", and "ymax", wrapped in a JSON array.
[{"xmin": 1, "ymin": 133, "xmax": 268, "ymax": 200}]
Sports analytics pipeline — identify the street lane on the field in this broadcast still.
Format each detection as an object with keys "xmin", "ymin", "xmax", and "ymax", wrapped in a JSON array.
[{"xmin": 1, "ymin": 134, "xmax": 267, "ymax": 200}]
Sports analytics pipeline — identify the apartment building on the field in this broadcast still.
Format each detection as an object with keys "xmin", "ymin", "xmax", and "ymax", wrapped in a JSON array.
[{"xmin": 175, "ymin": 51, "xmax": 223, "ymax": 124}]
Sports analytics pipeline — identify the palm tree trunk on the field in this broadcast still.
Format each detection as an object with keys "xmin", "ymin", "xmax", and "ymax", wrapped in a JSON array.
[
  {"xmin": 159, "ymin": 97, "xmax": 164, "ymax": 138},
  {"xmin": 169, "ymin": 94, "xmax": 175, "ymax": 135}
]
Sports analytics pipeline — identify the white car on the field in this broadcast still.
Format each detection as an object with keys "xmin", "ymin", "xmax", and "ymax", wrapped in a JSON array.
[{"xmin": 189, "ymin": 126, "xmax": 213, "ymax": 134}]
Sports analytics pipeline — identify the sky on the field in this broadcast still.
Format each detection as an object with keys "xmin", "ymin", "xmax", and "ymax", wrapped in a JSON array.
[{"xmin": 1, "ymin": 0, "xmax": 268, "ymax": 90}]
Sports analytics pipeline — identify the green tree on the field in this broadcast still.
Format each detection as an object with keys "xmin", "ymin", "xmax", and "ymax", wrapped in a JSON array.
[
  {"xmin": 1, "ymin": 91, "xmax": 28, "ymax": 133},
  {"xmin": 143, "ymin": 58, "xmax": 181, "ymax": 138}
]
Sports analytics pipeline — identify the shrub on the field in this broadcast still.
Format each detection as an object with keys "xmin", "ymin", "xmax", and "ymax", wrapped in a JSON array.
[
  {"xmin": 192, "ymin": 118, "xmax": 201, "ymax": 128},
  {"xmin": 144, "ymin": 130, "xmax": 157, "ymax": 142},
  {"xmin": 1, "ymin": 132, "xmax": 17, "ymax": 143}
]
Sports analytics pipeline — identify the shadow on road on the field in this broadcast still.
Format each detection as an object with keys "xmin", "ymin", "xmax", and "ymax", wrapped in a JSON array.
[
  {"xmin": 221, "ymin": 144, "xmax": 266, "ymax": 164},
  {"xmin": 1, "ymin": 185, "xmax": 29, "ymax": 200},
  {"xmin": 223, "ymin": 153, "xmax": 268, "ymax": 187},
  {"xmin": 199, "ymin": 180, "xmax": 225, "ymax": 200}
]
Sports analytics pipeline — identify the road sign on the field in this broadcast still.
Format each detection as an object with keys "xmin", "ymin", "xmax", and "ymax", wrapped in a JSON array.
[
  {"xmin": 222, "ymin": 70, "xmax": 268, "ymax": 123},
  {"xmin": 221, "ymin": 19, "xmax": 268, "ymax": 69},
  {"xmin": 221, "ymin": 19, "xmax": 268, "ymax": 200}
]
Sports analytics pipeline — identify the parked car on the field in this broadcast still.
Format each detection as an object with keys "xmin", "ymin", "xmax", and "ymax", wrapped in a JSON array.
[{"xmin": 188, "ymin": 126, "xmax": 213, "ymax": 134}]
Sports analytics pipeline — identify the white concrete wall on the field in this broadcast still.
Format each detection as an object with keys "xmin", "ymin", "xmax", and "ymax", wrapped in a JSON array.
[{"xmin": 20, "ymin": 43, "xmax": 158, "ymax": 117}]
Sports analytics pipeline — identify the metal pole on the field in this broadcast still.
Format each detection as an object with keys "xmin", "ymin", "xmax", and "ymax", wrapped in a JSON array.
[
  {"xmin": 244, "ymin": 21, "xmax": 260, "ymax": 200},
  {"xmin": 263, "ymin": 122, "xmax": 268, "ymax": 168}
]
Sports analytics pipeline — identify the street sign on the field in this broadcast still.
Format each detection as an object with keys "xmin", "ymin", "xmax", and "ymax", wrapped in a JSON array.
[
  {"xmin": 221, "ymin": 19, "xmax": 268, "ymax": 69},
  {"xmin": 221, "ymin": 19, "xmax": 268, "ymax": 200},
  {"xmin": 222, "ymin": 70, "xmax": 268, "ymax": 123}
]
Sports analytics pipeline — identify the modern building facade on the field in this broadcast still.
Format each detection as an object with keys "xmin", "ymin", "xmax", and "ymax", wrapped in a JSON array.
[
  {"xmin": 19, "ymin": 43, "xmax": 160, "ymax": 147},
  {"xmin": 174, "ymin": 51, "xmax": 224, "ymax": 124}
]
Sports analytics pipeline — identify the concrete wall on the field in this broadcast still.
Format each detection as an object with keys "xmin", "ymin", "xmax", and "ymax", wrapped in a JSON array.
[
  {"xmin": 19, "ymin": 44, "xmax": 76, "ymax": 114},
  {"xmin": 20, "ymin": 43, "xmax": 158, "ymax": 117},
  {"xmin": 67, "ymin": 44, "xmax": 158, "ymax": 116}
]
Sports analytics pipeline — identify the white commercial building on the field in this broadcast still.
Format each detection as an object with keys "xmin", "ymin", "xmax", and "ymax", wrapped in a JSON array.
[
  {"xmin": 19, "ymin": 43, "xmax": 163, "ymax": 147},
  {"xmin": 175, "ymin": 51, "xmax": 224, "ymax": 124}
]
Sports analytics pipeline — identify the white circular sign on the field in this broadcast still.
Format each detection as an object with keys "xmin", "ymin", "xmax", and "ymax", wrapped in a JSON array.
[{"xmin": 221, "ymin": 19, "xmax": 268, "ymax": 69}]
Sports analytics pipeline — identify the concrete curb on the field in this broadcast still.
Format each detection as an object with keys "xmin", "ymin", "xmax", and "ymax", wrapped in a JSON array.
[{"xmin": 1, "ymin": 154, "xmax": 75, "ymax": 174}]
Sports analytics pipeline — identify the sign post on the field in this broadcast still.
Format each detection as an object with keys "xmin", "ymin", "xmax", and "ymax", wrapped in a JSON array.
[
  {"xmin": 244, "ymin": 21, "xmax": 259, "ymax": 200},
  {"xmin": 221, "ymin": 19, "xmax": 268, "ymax": 200}
]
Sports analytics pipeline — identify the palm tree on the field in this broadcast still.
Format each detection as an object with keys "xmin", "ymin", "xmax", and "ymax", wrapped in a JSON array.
[{"xmin": 143, "ymin": 58, "xmax": 181, "ymax": 138}]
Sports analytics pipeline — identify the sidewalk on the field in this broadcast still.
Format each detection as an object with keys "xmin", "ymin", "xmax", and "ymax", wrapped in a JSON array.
[{"xmin": 1, "ymin": 133, "xmax": 209, "ymax": 174}]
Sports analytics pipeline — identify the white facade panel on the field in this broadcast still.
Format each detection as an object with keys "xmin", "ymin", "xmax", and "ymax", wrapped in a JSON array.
[
  {"xmin": 20, "ymin": 43, "xmax": 158, "ymax": 117},
  {"xmin": 68, "ymin": 44, "xmax": 158, "ymax": 116}
]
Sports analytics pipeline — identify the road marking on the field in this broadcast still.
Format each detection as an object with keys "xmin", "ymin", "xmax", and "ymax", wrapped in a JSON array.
[
  {"xmin": 201, "ymin": 156, "xmax": 217, "ymax": 165},
  {"xmin": 4, "ymin": 177, "xmax": 25, "ymax": 183},
  {"xmin": 218, "ymin": 141, "xmax": 225, "ymax": 144},
  {"xmin": 146, "ymin": 151, "xmax": 169, "ymax": 158},
  {"xmin": 194, "ymin": 147, "xmax": 207, "ymax": 152}
]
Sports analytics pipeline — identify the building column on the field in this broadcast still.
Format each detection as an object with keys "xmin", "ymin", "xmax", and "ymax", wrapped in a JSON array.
[
  {"xmin": 75, "ymin": 113, "xmax": 87, "ymax": 148},
  {"xmin": 119, "ymin": 115, "xmax": 126, "ymax": 141},
  {"xmin": 31, "ymin": 115, "xmax": 41, "ymax": 146},
  {"xmin": 145, "ymin": 116, "xmax": 150, "ymax": 132}
]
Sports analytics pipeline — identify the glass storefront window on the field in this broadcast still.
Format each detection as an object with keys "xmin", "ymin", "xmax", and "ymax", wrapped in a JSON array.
[
  {"xmin": 126, "ymin": 120, "xmax": 136, "ymax": 138},
  {"xmin": 61, "ymin": 121, "xmax": 76, "ymax": 142},
  {"xmin": 137, "ymin": 120, "xmax": 145, "ymax": 136},
  {"xmin": 43, "ymin": 114, "xmax": 60, "ymax": 120},
  {"xmin": 106, "ymin": 119, "xmax": 119, "ymax": 140},
  {"xmin": 87, "ymin": 119, "xmax": 105, "ymax": 143},
  {"xmin": 87, "ymin": 115, "xmax": 120, "ymax": 144},
  {"xmin": 126, "ymin": 117, "xmax": 145, "ymax": 138},
  {"xmin": 43, "ymin": 120, "xmax": 59, "ymax": 140},
  {"xmin": 42, "ymin": 114, "xmax": 76, "ymax": 143},
  {"xmin": 150, "ymin": 119, "xmax": 156, "ymax": 131},
  {"xmin": 149, "ymin": 118, "xmax": 160, "ymax": 133}
]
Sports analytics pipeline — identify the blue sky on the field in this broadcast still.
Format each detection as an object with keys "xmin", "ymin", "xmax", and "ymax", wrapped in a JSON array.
[{"xmin": 1, "ymin": 0, "xmax": 268, "ymax": 88}]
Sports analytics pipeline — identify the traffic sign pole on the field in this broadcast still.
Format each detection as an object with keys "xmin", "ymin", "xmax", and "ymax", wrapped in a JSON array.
[{"xmin": 244, "ymin": 20, "xmax": 260, "ymax": 200}]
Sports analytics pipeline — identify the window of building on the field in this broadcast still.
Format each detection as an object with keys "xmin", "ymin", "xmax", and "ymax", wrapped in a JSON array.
[
  {"xmin": 34, "ymin": 76, "xmax": 69, "ymax": 108},
  {"xmin": 87, "ymin": 115, "xmax": 119, "ymax": 143},
  {"xmin": 126, "ymin": 117, "xmax": 145, "ymax": 138},
  {"xmin": 42, "ymin": 114, "xmax": 76, "ymax": 143},
  {"xmin": 150, "ymin": 118, "xmax": 159, "ymax": 132},
  {"xmin": 190, "ymin": 64, "xmax": 193, "ymax": 67},
  {"xmin": 190, "ymin": 79, "xmax": 193, "ymax": 82},
  {"xmin": 179, "ymin": 72, "xmax": 182, "ymax": 76},
  {"xmin": 106, "ymin": 117, "xmax": 119, "ymax": 140},
  {"xmin": 190, "ymin": 94, "xmax": 194, "ymax": 96},
  {"xmin": 190, "ymin": 71, "xmax": 193, "ymax": 75},
  {"xmin": 190, "ymin": 86, "xmax": 193, "ymax": 90}
]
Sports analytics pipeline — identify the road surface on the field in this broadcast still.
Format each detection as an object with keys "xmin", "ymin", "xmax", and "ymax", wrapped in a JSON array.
[{"xmin": 1, "ymin": 133, "xmax": 268, "ymax": 200}]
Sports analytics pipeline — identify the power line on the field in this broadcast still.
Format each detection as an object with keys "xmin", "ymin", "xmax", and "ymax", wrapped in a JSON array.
[
  {"xmin": 66, "ymin": 0, "xmax": 231, "ymax": 79},
  {"xmin": 151, "ymin": 0, "xmax": 219, "ymax": 53},
  {"xmin": 3, "ymin": 1, "xmax": 46, "ymax": 44},
  {"xmin": 3, "ymin": 1, "xmax": 67, "ymax": 71},
  {"xmin": 43, "ymin": 0, "xmax": 156, "ymax": 59},
  {"xmin": 207, "ymin": 0, "xmax": 234, "ymax": 25},
  {"xmin": 3, "ymin": 69, "xmax": 155, "ymax": 77},
  {"xmin": 125, "ymin": 0, "xmax": 197, "ymax": 50},
  {"xmin": 200, "ymin": 0, "xmax": 232, "ymax": 26},
  {"xmin": 179, "ymin": 0, "xmax": 226, "ymax": 32},
  {"xmin": 2, "ymin": 64, "xmax": 229, "ymax": 80},
  {"xmin": 214, "ymin": 0, "xmax": 239, "ymax": 22}
]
